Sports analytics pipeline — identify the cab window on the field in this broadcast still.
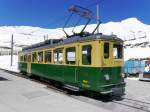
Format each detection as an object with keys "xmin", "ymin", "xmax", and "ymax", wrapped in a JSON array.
[
  {"xmin": 104, "ymin": 43, "xmax": 109, "ymax": 59},
  {"xmin": 54, "ymin": 49, "xmax": 63, "ymax": 64},
  {"xmin": 66, "ymin": 47, "xmax": 76, "ymax": 65},
  {"xmin": 38, "ymin": 51, "xmax": 43, "ymax": 63},
  {"xmin": 82, "ymin": 45, "xmax": 92, "ymax": 65},
  {"xmin": 32, "ymin": 52, "xmax": 37, "ymax": 62},
  {"xmin": 45, "ymin": 50, "xmax": 52, "ymax": 63},
  {"xmin": 113, "ymin": 44, "xmax": 123, "ymax": 59}
]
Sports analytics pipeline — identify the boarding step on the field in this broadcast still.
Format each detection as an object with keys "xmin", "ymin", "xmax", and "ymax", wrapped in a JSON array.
[{"xmin": 64, "ymin": 84, "xmax": 79, "ymax": 91}]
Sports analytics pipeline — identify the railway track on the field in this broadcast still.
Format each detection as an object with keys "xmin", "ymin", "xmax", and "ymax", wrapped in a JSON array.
[
  {"xmin": 1, "ymin": 69, "xmax": 150, "ymax": 112},
  {"xmin": 112, "ymin": 96, "xmax": 150, "ymax": 112}
]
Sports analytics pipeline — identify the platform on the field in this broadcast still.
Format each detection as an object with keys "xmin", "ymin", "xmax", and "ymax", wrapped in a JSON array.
[{"xmin": 0, "ymin": 70, "xmax": 109, "ymax": 112}]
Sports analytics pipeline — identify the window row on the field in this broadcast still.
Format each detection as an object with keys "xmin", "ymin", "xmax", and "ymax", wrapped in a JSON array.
[
  {"xmin": 20, "ymin": 45, "xmax": 92, "ymax": 65},
  {"xmin": 19, "ymin": 43, "xmax": 123, "ymax": 64},
  {"xmin": 104, "ymin": 43, "xmax": 123, "ymax": 59}
]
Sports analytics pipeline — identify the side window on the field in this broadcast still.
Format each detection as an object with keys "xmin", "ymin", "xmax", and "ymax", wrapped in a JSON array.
[
  {"xmin": 24, "ymin": 55, "xmax": 27, "ymax": 62},
  {"xmin": 38, "ymin": 51, "xmax": 43, "ymax": 63},
  {"xmin": 27, "ymin": 55, "xmax": 31, "ymax": 62},
  {"xmin": 66, "ymin": 47, "xmax": 76, "ymax": 64},
  {"xmin": 21, "ymin": 56, "xmax": 24, "ymax": 61},
  {"xmin": 45, "ymin": 50, "xmax": 51, "ymax": 63},
  {"xmin": 54, "ymin": 49, "xmax": 63, "ymax": 64},
  {"xmin": 113, "ymin": 44, "xmax": 123, "ymax": 59},
  {"xmin": 20, "ymin": 55, "xmax": 24, "ymax": 61},
  {"xmin": 104, "ymin": 43, "xmax": 109, "ymax": 59},
  {"xmin": 82, "ymin": 45, "xmax": 92, "ymax": 65},
  {"xmin": 32, "ymin": 52, "xmax": 37, "ymax": 62}
]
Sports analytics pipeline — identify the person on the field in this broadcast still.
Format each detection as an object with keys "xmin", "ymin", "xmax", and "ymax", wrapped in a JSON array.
[
  {"xmin": 144, "ymin": 65, "xmax": 149, "ymax": 72},
  {"xmin": 144, "ymin": 60, "xmax": 150, "ymax": 73}
]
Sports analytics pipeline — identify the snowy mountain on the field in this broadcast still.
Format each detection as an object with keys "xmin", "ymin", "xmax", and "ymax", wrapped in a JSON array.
[
  {"xmin": 0, "ymin": 26, "xmax": 64, "ymax": 49},
  {"xmin": 0, "ymin": 17, "xmax": 150, "ymax": 47},
  {"xmin": 0, "ymin": 17, "xmax": 150, "ymax": 60}
]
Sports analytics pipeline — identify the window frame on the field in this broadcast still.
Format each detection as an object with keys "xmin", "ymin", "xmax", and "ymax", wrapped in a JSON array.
[
  {"xmin": 19, "ymin": 55, "xmax": 24, "ymax": 62},
  {"xmin": 37, "ymin": 51, "xmax": 44, "ymax": 63},
  {"xmin": 27, "ymin": 54, "xmax": 31, "ymax": 62},
  {"xmin": 82, "ymin": 44, "xmax": 92, "ymax": 65},
  {"xmin": 65, "ymin": 47, "xmax": 76, "ymax": 65},
  {"xmin": 104, "ymin": 42, "xmax": 110, "ymax": 59},
  {"xmin": 32, "ymin": 52, "xmax": 37, "ymax": 63},
  {"xmin": 113, "ymin": 44, "xmax": 123, "ymax": 59},
  {"xmin": 44, "ymin": 50, "xmax": 52, "ymax": 63},
  {"xmin": 24, "ymin": 54, "xmax": 27, "ymax": 62},
  {"xmin": 53, "ymin": 48, "xmax": 63, "ymax": 64}
]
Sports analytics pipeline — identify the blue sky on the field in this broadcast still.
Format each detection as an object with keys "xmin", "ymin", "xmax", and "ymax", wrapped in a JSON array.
[{"xmin": 0, "ymin": 0, "xmax": 149, "ymax": 28}]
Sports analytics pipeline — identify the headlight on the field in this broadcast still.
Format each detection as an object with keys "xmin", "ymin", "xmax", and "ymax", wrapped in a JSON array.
[{"xmin": 104, "ymin": 74, "xmax": 110, "ymax": 81}]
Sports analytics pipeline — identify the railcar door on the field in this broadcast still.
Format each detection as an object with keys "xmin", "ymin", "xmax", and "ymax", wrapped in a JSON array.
[
  {"xmin": 102, "ymin": 41, "xmax": 123, "ymax": 84},
  {"xmin": 65, "ymin": 46, "xmax": 78, "ymax": 83},
  {"xmin": 77, "ymin": 43, "xmax": 93, "ymax": 89},
  {"xmin": 27, "ymin": 54, "xmax": 31, "ymax": 74},
  {"xmin": 112, "ymin": 43, "xmax": 123, "ymax": 82}
]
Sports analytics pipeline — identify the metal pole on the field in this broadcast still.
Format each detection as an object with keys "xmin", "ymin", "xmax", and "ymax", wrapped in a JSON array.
[
  {"xmin": 11, "ymin": 34, "xmax": 13, "ymax": 66},
  {"xmin": 96, "ymin": 0, "xmax": 100, "ymax": 33},
  {"xmin": 47, "ymin": 34, "xmax": 49, "ymax": 40},
  {"xmin": 44, "ymin": 35, "xmax": 46, "ymax": 41}
]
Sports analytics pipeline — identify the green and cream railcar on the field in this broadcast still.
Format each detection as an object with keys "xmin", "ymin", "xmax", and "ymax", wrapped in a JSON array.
[{"xmin": 18, "ymin": 34, "xmax": 125, "ymax": 95}]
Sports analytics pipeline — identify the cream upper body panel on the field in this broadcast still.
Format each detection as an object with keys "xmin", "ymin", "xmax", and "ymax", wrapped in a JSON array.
[{"xmin": 19, "ymin": 34, "xmax": 123, "ymax": 68}]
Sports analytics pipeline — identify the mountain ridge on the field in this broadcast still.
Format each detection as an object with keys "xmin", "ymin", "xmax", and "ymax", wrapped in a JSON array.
[
  {"xmin": 0, "ymin": 17, "xmax": 150, "ymax": 48},
  {"xmin": 1, "ymin": 17, "xmax": 150, "ymax": 60}
]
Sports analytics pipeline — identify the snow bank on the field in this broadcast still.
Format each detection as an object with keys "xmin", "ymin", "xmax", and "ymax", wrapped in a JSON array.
[{"xmin": 0, "ymin": 55, "xmax": 19, "ymax": 72}]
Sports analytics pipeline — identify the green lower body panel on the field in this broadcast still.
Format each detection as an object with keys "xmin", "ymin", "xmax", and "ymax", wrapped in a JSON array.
[
  {"xmin": 19, "ymin": 62, "xmax": 125, "ymax": 94},
  {"xmin": 31, "ymin": 63, "xmax": 77, "ymax": 85}
]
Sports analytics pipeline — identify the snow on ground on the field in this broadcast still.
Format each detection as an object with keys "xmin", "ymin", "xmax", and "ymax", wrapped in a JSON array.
[
  {"xmin": 127, "ymin": 77, "xmax": 139, "ymax": 81},
  {"xmin": 0, "ymin": 55, "xmax": 19, "ymax": 72}
]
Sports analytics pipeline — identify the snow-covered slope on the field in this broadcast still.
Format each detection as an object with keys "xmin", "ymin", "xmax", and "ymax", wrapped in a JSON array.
[
  {"xmin": 0, "ymin": 17, "xmax": 150, "ymax": 60},
  {"xmin": 0, "ymin": 17, "xmax": 150, "ymax": 46},
  {"xmin": 0, "ymin": 26, "xmax": 64, "ymax": 48}
]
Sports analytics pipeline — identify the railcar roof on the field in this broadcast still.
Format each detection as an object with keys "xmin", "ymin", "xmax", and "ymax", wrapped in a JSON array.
[{"xmin": 21, "ymin": 34, "xmax": 123, "ymax": 53}]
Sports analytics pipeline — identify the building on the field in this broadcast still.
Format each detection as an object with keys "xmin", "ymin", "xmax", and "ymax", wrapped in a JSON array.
[{"xmin": 0, "ymin": 46, "xmax": 19, "ymax": 56}]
